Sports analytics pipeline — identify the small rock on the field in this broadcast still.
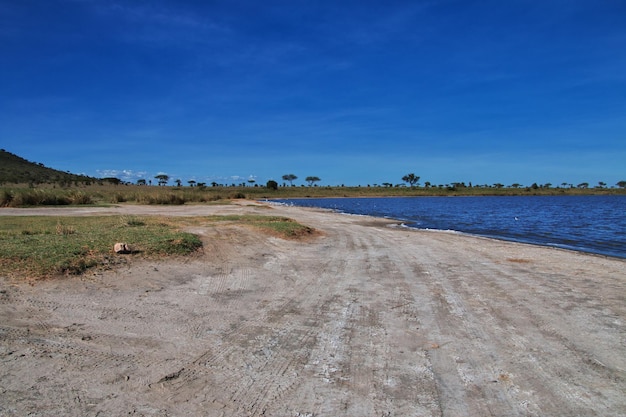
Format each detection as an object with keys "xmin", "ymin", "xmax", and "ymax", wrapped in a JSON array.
[{"xmin": 114, "ymin": 243, "xmax": 132, "ymax": 254}]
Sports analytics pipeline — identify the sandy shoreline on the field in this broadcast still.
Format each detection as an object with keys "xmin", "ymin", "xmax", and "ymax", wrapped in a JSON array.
[{"xmin": 1, "ymin": 203, "xmax": 625, "ymax": 416}]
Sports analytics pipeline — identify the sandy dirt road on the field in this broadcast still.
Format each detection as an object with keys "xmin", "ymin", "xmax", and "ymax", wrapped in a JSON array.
[{"xmin": 0, "ymin": 203, "xmax": 625, "ymax": 416}]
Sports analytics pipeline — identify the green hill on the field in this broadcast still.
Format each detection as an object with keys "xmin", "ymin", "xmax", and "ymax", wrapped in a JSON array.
[{"xmin": 0, "ymin": 149, "xmax": 97, "ymax": 185}]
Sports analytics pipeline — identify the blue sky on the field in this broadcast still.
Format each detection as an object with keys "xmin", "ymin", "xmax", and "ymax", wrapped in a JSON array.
[{"xmin": 1, "ymin": 0, "xmax": 625, "ymax": 187}]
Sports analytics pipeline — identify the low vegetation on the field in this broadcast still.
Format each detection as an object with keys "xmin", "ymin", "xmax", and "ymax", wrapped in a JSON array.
[
  {"xmin": 1, "ymin": 180, "xmax": 624, "ymax": 208},
  {"xmin": 0, "ymin": 216, "xmax": 202, "ymax": 279},
  {"xmin": 207, "ymin": 214, "xmax": 316, "ymax": 239},
  {"xmin": 0, "ymin": 214, "xmax": 314, "ymax": 279}
]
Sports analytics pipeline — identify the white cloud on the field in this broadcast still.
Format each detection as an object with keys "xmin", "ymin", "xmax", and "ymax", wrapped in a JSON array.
[{"xmin": 97, "ymin": 169, "xmax": 148, "ymax": 182}]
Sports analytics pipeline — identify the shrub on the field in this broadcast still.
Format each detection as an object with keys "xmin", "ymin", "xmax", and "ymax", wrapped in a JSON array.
[
  {"xmin": 9, "ymin": 189, "xmax": 70, "ymax": 206},
  {"xmin": 68, "ymin": 191, "xmax": 93, "ymax": 205},
  {"xmin": 1, "ymin": 190, "xmax": 13, "ymax": 207},
  {"xmin": 138, "ymin": 192, "xmax": 186, "ymax": 205},
  {"xmin": 110, "ymin": 192, "xmax": 127, "ymax": 203}
]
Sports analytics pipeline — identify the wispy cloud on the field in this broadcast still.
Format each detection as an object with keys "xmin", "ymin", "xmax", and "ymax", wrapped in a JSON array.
[{"xmin": 96, "ymin": 169, "xmax": 148, "ymax": 182}]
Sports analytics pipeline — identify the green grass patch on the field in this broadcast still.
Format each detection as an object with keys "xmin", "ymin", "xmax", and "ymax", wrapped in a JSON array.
[
  {"xmin": 204, "ymin": 214, "xmax": 316, "ymax": 238},
  {"xmin": 0, "ymin": 216, "xmax": 202, "ymax": 279},
  {"xmin": 0, "ymin": 214, "xmax": 314, "ymax": 279}
]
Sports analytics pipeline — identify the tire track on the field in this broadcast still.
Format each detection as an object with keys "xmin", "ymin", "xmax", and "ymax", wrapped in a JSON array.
[
  {"xmin": 358, "ymin": 229, "xmax": 443, "ymax": 416},
  {"xmin": 148, "ymin": 232, "xmax": 350, "ymax": 415},
  {"xmin": 392, "ymin": 229, "xmax": 625, "ymax": 416},
  {"xmin": 444, "ymin": 247, "xmax": 626, "ymax": 413}
]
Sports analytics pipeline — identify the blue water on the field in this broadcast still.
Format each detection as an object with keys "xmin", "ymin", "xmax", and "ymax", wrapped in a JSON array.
[{"xmin": 271, "ymin": 196, "xmax": 626, "ymax": 259}]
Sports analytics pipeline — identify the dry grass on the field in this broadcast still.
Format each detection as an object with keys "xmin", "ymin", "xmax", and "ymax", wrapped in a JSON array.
[{"xmin": 507, "ymin": 258, "xmax": 532, "ymax": 263}]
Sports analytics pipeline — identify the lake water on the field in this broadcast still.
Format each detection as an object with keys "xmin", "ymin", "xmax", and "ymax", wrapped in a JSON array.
[{"xmin": 271, "ymin": 195, "xmax": 626, "ymax": 259}]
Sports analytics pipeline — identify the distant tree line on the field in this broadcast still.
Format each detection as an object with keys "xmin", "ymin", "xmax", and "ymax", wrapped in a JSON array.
[
  {"xmin": 396, "ymin": 174, "xmax": 626, "ymax": 191},
  {"xmin": 136, "ymin": 172, "xmax": 626, "ymax": 191},
  {"xmin": 6, "ymin": 148, "xmax": 622, "ymax": 192}
]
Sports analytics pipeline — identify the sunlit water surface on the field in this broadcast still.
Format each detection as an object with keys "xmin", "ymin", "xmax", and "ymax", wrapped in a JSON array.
[{"xmin": 272, "ymin": 195, "xmax": 626, "ymax": 259}]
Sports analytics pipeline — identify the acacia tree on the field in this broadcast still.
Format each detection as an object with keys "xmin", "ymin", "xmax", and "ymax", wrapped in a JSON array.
[
  {"xmin": 155, "ymin": 174, "xmax": 169, "ymax": 186},
  {"xmin": 617, "ymin": 180, "xmax": 626, "ymax": 188},
  {"xmin": 306, "ymin": 176, "xmax": 321, "ymax": 186},
  {"xmin": 402, "ymin": 173, "xmax": 420, "ymax": 188},
  {"xmin": 282, "ymin": 174, "xmax": 297, "ymax": 186}
]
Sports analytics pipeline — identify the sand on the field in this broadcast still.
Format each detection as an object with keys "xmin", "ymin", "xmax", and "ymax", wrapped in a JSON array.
[{"xmin": 1, "ymin": 202, "xmax": 625, "ymax": 416}]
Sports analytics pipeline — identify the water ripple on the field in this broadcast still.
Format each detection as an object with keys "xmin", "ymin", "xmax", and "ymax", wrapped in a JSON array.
[{"xmin": 275, "ymin": 196, "xmax": 626, "ymax": 259}]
